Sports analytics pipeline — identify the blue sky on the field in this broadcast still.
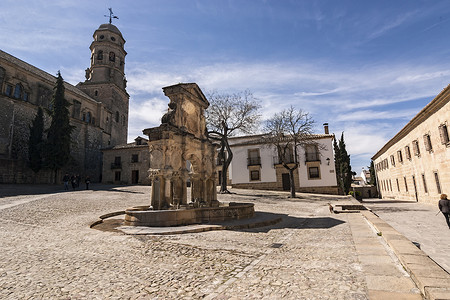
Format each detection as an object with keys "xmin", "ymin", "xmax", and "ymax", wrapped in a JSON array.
[{"xmin": 2, "ymin": 0, "xmax": 450, "ymax": 174}]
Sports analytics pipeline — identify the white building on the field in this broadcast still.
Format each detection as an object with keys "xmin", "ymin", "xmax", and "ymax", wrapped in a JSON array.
[{"xmin": 226, "ymin": 128, "xmax": 339, "ymax": 195}]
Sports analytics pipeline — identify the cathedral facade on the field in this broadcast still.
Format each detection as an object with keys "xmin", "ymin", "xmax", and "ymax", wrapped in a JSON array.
[{"xmin": 0, "ymin": 23, "xmax": 129, "ymax": 183}]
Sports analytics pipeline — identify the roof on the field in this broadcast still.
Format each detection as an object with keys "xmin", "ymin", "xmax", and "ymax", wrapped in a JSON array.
[
  {"xmin": 0, "ymin": 50, "xmax": 98, "ymax": 104},
  {"xmin": 372, "ymin": 84, "xmax": 450, "ymax": 160},
  {"xmin": 96, "ymin": 23, "xmax": 123, "ymax": 38},
  {"xmin": 102, "ymin": 137, "xmax": 149, "ymax": 151},
  {"xmin": 229, "ymin": 133, "xmax": 334, "ymax": 147}
]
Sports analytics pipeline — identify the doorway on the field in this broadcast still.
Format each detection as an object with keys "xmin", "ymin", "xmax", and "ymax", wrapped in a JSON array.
[
  {"xmin": 132, "ymin": 170, "xmax": 139, "ymax": 184},
  {"xmin": 282, "ymin": 173, "xmax": 290, "ymax": 191},
  {"xmin": 412, "ymin": 175, "xmax": 418, "ymax": 202}
]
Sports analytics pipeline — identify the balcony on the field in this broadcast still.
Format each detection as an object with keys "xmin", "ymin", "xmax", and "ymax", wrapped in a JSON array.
[
  {"xmin": 111, "ymin": 162, "xmax": 122, "ymax": 169},
  {"xmin": 247, "ymin": 157, "xmax": 261, "ymax": 166},
  {"xmin": 273, "ymin": 155, "xmax": 296, "ymax": 165},
  {"xmin": 305, "ymin": 153, "xmax": 320, "ymax": 162}
]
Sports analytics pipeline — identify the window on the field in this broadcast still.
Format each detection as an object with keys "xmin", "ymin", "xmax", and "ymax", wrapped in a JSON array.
[
  {"xmin": 72, "ymin": 100, "xmax": 81, "ymax": 118},
  {"xmin": 397, "ymin": 150, "xmax": 403, "ymax": 163},
  {"xmin": 404, "ymin": 176, "xmax": 408, "ymax": 192},
  {"xmin": 412, "ymin": 140, "xmax": 420, "ymax": 156},
  {"xmin": 390, "ymin": 155, "xmax": 395, "ymax": 166},
  {"xmin": 308, "ymin": 167, "xmax": 320, "ymax": 179},
  {"xmin": 13, "ymin": 84, "xmax": 22, "ymax": 99},
  {"xmin": 396, "ymin": 178, "xmax": 400, "ymax": 192},
  {"xmin": 422, "ymin": 174, "xmax": 428, "ymax": 193},
  {"xmin": 115, "ymin": 111, "xmax": 119, "ymax": 122},
  {"xmin": 5, "ymin": 84, "xmax": 12, "ymax": 96},
  {"xmin": 94, "ymin": 90, "xmax": 98, "ymax": 96},
  {"xmin": 109, "ymin": 52, "xmax": 115, "ymax": 62},
  {"xmin": 250, "ymin": 170, "xmax": 260, "ymax": 181},
  {"xmin": 86, "ymin": 112, "xmax": 91, "ymax": 123},
  {"xmin": 131, "ymin": 154, "xmax": 138, "ymax": 163},
  {"xmin": 122, "ymin": 115, "xmax": 126, "ymax": 126},
  {"xmin": 247, "ymin": 149, "xmax": 261, "ymax": 166},
  {"xmin": 23, "ymin": 92, "xmax": 29, "ymax": 101},
  {"xmin": 439, "ymin": 124, "xmax": 450, "ymax": 145},
  {"xmin": 305, "ymin": 144, "xmax": 320, "ymax": 162},
  {"xmin": 434, "ymin": 172, "xmax": 442, "ymax": 194},
  {"xmin": 278, "ymin": 146, "xmax": 294, "ymax": 164},
  {"xmin": 97, "ymin": 50, "xmax": 103, "ymax": 60},
  {"xmin": 114, "ymin": 156, "xmax": 121, "ymax": 167},
  {"xmin": 115, "ymin": 171, "xmax": 121, "ymax": 181},
  {"xmin": 424, "ymin": 134, "xmax": 433, "ymax": 152},
  {"xmin": 405, "ymin": 145, "xmax": 411, "ymax": 160}
]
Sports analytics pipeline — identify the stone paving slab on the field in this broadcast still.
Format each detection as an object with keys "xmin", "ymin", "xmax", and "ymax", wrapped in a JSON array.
[
  {"xmin": 0, "ymin": 185, "xmax": 436, "ymax": 299},
  {"xmin": 360, "ymin": 210, "xmax": 450, "ymax": 299}
]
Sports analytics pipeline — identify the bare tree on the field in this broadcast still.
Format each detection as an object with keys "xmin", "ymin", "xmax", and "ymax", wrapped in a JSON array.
[
  {"xmin": 264, "ymin": 106, "xmax": 319, "ymax": 198},
  {"xmin": 206, "ymin": 90, "xmax": 261, "ymax": 193}
]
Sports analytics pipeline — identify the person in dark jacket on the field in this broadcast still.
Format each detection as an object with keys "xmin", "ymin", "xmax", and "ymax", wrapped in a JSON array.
[
  {"xmin": 438, "ymin": 194, "xmax": 450, "ymax": 229},
  {"xmin": 85, "ymin": 176, "xmax": 91, "ymax": 190},
  {"xmin": 63, "ymin": 173, "xmax": 70, "ymax": 191}
]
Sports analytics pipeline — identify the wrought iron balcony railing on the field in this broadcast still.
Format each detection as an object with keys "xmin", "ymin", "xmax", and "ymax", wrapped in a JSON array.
[{"xmin": 247, "ymin": 157, "xmax": 261, "ymax": 166}]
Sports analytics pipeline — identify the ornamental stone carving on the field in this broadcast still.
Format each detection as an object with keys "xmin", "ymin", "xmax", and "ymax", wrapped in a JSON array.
[{"xmin": 143, "ymin": 83, "xmax": 218, "ymax": 209}]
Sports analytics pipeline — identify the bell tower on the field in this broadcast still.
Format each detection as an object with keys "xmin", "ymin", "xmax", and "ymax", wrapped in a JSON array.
[{"xmin": 77, "ymin": 21, "xmax": 129, "ymax": 146}]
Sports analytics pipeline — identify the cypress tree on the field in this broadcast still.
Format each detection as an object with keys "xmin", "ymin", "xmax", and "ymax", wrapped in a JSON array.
[
  {"xmin": 333, "ymin": 132, "xmax": 353, "ymax": 195},
  {"xmin": 28, "ymin": 106, "xmax": 44, "ymax": 174},
  {"xmin": 45, "ymin": 71, "xmax": 74, "ymax": 183},
  {"xmin": 369, "ymin": 160, "xmax": 377, "ymax": 186}
]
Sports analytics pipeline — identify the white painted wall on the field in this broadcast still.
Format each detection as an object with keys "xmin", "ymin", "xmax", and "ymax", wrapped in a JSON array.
[
  {"xmin": 231, "ymin": 145, "xmax": 277, "ymax": 184},
  {"xmin": 297, "ymin": 139, "xmax": 337, "ymax": 187},
  {"xmin": 230, "ymin": 136, "xmax": 337, "ymax": 188}
]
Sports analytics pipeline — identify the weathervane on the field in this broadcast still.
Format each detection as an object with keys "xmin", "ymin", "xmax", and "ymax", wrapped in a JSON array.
[{"xmin": 104, "ymin": 8, "xmax": 119, "ymax": 24}]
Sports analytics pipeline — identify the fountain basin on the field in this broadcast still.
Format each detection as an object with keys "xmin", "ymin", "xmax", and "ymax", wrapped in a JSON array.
[{"xmin": 124, "ymin": 202, "xmax": 255, "ymax": 227}]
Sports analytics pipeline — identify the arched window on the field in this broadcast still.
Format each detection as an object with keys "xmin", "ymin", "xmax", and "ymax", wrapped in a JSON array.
[
  {"xmin": 109, "ymin": 52, "xmax": 115, "ymax": 62},
  {"xmin": 86, "ymin": 112, "xmax": 91, "ymax": 123},
  {"xmin": 115, "ymin": 111, "xmax": 119, "ymax": 122},
  {"xmin": 97, "ymin": 50, "xmax": 103, "ymax": 60},
  {"xmin": 13, "ymin": 84, "xmax": 22, "ymax": 99}
]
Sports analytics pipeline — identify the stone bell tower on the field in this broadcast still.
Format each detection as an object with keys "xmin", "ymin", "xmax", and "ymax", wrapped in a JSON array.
[{"xmin": 77, "ymin": 22, "xmax": 129, "ymax": 146}]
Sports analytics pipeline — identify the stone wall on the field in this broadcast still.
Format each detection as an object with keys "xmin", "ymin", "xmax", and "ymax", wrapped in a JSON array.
[
  {"xmin": 232, "ymin": 181, "xmax": 339, "ymax": 195},
  {"xmin": 0, "ymin": 50, "xmax": 128, "ymax": 184},
  {"xmin": 373, "ymin": 85, "xmax": 450, "ymax": 206},
  {"xmin": 102, "ymin": 145, "xmax": 150, "ymax": 185}
]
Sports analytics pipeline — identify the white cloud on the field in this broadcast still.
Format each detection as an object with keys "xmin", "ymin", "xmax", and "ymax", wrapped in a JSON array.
[{"xmin": 336, "ymin": 108, "xmax": 420, "ymax": 122}]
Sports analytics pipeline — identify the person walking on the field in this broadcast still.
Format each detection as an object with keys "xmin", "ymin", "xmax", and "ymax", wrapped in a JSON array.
[
  {"xmin": 438, "ymin": 194, "xmax": 450, "ymax": 229},
  {"xmin": 85, "ymin": 176, "xmax": 91, "ymax": 190},
  {"xmin": 63, "ymin": 173, "xmax": 70, "ymax": 191}
]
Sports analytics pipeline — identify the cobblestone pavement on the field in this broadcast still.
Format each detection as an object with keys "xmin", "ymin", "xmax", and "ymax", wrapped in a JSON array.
[
  {"xmin": 0, "ymin": 185, "xmax": 420, "ymax": 299},
  {"xmin": 363, "ymin": 199, "xmax": 450, "ymax": 273}
]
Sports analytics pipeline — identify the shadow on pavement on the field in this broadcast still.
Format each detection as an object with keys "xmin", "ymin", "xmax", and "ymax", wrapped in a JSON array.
[
  {"xmin": 237, "ymin": 213, "xmax": 346, "ymax": 233},
  {"xmin": 362, "ymin": 200, "xmax": 417, "ymax": 204},
  {"xmin": 366, "ymin": 206, "xmax": 426, "ymax": 213}
]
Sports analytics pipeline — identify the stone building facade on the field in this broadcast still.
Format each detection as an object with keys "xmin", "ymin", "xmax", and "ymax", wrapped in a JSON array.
[
  {"xmin": 372, "ymin": 85, "xmax": 449, "ymax": 205},
  {"xmin": 0, "ymin": 23, "xmax": 129, "ymax": 183},
  {"xmin": 102, "ymin": 136, "xmax": 150, "ymax": 185},
  {"xmin": 227, "ymin": 128, "xmax": 339, "ymax": 195}
]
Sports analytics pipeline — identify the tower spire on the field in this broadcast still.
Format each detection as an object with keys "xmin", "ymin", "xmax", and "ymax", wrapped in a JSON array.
[{"xmin": 104, "ymin": 8, "xmax": 119, "ymax": 24}]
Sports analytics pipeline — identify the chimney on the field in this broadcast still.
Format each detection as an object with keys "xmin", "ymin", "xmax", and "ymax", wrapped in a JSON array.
[{"xmin": 323, "ymin": 123, "xmax": 329, "ymax": 134}]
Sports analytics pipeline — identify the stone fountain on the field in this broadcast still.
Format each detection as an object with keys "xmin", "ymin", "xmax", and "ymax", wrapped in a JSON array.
[{"xmin": 124, "ymin": 83, "xmax": 254, "ymax": 227}]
